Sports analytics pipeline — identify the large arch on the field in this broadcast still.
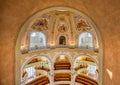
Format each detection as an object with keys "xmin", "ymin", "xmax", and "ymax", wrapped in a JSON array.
[{"xmin": 15, "ymin": 7, "xmax": 103, "ymax": 85}]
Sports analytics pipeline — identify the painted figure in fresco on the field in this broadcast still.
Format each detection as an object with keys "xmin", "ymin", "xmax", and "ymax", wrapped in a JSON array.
[
  {"xmin": 33, "ymin": 18, "xmax": 48, "ymax": 31},
  {"xmin": 76, "ymin": 20, "xmax": 89, "ymax": 31},
  {"xmin": 58, "ymin": 24, "xmax": 66, "ymax": 32},
  {"xmin": 42, "ymin": 19, "xmax": 48, "ymax": 29}
]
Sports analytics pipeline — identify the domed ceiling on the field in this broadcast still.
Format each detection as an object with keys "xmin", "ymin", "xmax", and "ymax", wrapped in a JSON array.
[{"xmin": 21, "ymin": 9, "xmax": 99, "ymax": 53}]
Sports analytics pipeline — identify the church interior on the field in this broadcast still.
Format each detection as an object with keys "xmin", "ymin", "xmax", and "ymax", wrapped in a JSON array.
[{"xmin": 0, "ymin": 0, "xmax": 120, "ymax": 85}]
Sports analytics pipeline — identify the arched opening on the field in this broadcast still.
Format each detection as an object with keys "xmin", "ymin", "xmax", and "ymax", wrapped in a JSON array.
[
  {"xmin": 54, "ymin": 54, "xmax": 71, "ymax": 83},
  {"xmin": 30, "ymin": 32, "xmax": 46, "ymax": 48},
  {"xmin": 54, "ymin": 55, "xmax": 71, "ymax": 70},
  {"xmin": 20, "ymin": 31, "xmax": 46, "ymax": 53},
  {"xmin": 15, "ymin": 7, "xmax": 103, "ymax": 85},
  {"xmin": 78, "ymin": 32, "xmax": 94, "ymax": 50},
  {"xmin": 74, "ymin": 55, "xmax": 98, "ymax": 79},
  {"xmin": 29, "ymin": 31, "xmax": 46, "ymax": 50},
  {"xmin": 74, "ymin": 55, "xmax": 98, "ymax": 85},
  {"xmin": 21, "ymin": 56, "xmax": 51, "ymax": 85},
  {"xmin": 59, "ymin": 36, "xmax": 66, "ymax": 45}
]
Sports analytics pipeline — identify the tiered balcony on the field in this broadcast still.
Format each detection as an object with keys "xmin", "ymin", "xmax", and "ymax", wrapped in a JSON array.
[
  {"xmin": 75, "ymin": 74, "xmax": 98, "ymax": 85},
  {"xmin": 54, "ymin": 73, "xmax": 71, "ymax": 81},
  {"xmin": 54, "ymin": 62, "xmax": 71, "ymax": 70},
  {"xmin": 25, "ymin": 75, "xmax": 50, "ymax": 85}
]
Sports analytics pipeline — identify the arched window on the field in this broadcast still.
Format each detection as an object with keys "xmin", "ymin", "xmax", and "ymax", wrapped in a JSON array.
[
  {"xmin": 79, "ymin": 32, "xmax": 94, "ymax": 49},
  {"xmin": 59, "ymin": 36, "xmax": 66, "ymax": 45},
  {"xmin": 30, "ymin": 32, "xmax": 46, "ymax": 48}
]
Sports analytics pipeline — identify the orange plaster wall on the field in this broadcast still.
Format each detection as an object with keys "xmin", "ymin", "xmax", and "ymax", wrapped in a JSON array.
[{"xmin": 0, "ymin": 0, "xmax": 120, "ymax": 85}]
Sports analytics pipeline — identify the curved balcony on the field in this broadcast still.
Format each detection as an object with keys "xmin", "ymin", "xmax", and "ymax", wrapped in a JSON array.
[
  {"xmin": 54, "ymin": 73, "xmax": 71, "ymax": 82},
  {"xmin": 24, "ymin": 75, "xmax": 50, "ymax": 85},
  {"xmin": 75, "ymin": 74, "xmax": 98, "ymax": 85},
  {"xmin": 21, "ymin": 45, "xmax": 99, "ymax": 54}
]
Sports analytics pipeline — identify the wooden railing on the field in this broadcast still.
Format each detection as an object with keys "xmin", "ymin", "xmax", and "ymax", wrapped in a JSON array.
[
  {"xmin": 25, "ymin": 75, "xmax": 49, "ymax": 85},
  {"xmin": 75, "ymin": 74, "xmax": 98, "ymax": 85},
  {"xmin": 54, "ymin": 62, "xmax": 71, "ymax": 70},
  {"xmin": 54, "ymin": 73, "xmax": 71, "ymax": 81}
]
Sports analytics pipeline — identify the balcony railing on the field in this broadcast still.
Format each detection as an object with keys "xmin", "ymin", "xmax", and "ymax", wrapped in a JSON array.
[{"xmin": 21, "ymin": 45, "xmax": 99, "ymax": 54}]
